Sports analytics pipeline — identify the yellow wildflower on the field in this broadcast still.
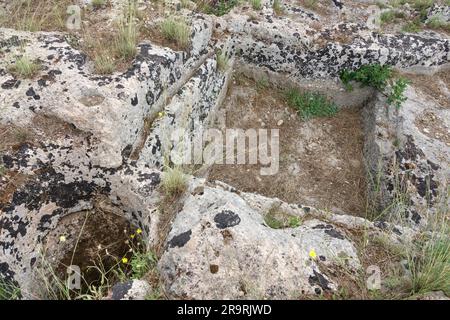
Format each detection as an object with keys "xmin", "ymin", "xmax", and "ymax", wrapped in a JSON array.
[
  {"xmin": 121, "ymin": 257, "xmax": 128, "ymax": 264},
  {"xmin": 130, "ymin": 234, "xmax": 135, "ymax": 239},
  {"xmin": 136, "ymin": 228, "xmax": 142, "ymax": 235},
  {"xmin": 309, "ymin": 249, "xmax": 317, "ymax": 260},
  {"xmin": 59, "ymin": 235, "xmax": 66, "ymax": 242}
]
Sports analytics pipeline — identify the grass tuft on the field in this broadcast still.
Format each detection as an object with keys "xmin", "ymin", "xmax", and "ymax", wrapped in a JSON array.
[
  {"xmin": 216, "ymin": 50, "xmax": 229, "ymax": 72},
  {"xmin": 161, "ymin": 166, "xmax": 188, "ymax": 197},
  {"xmin": 160, "ymin": 18, "xmax": 191, "ymax": 50},
  {"xmin": 285, "ymin": 89, "xmax": 338, "ymax": 120},
  {"xmin": 273, "ymin": 0, "xmax": 284, "ymax": 15},
  {"xmin": 251, "ymin": 0, "xmax": 262, "ymax": 10},
  {"xmin": 8, "ymin": 55, "xmax": 41, "ymax": 78}
]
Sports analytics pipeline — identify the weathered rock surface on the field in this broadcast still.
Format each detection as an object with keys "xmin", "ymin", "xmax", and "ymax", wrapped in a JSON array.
[{"xmin": 0, "ymin": 0, "xmax": 449, "ymax": 299}]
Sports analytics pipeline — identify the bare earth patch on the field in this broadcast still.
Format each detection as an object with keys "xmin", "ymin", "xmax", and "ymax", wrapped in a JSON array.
[{"xmin": 207, "ymin": 74, "xmax": 366, "ymax": 215}]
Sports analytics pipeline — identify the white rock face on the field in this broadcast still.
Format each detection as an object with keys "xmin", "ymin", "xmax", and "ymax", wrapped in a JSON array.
[{"xmin": 159, "ymin": 180, "xmax": 360, "ymax": 299}]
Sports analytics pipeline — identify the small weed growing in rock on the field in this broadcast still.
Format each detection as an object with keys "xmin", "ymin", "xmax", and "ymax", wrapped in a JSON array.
[
  {"xmin": 303, "ymin": 0, "xmax": 318, "ymax": 10},
  {"xmin": 380, "ymin": 10, "xmax": 406, "ymax": 25},
  {"xmin": 272, "ymin": 0, "xmax": 284, "ymax": 15},
  {"xmin": 251, "ymin": 0, "xmax": 262, "ymax": 10},
  {"xmin": 129, "ymin": 248, "xmax": 158, "ymax": 279},
  {"xmin": 0, "ymin": 277, "xmax": 21, "ymax": 300},
  {"xmin": 256, "ymin": 77, "xmax": 269, "ymax": 90},
  {"xmin": 402, "ymin": 20, "xmax": 422, "ymax": 33},
  {"xmin": 340, "ymin": 64, "xmax": 409, "ymax": 108},
  {"xmin": 160, "ymin": 18, "xmax": 191, "ymax": 50},
  {"xmin": 407, "ymin": 224, "xmax": 450, "ymax": 296},
  {"xmin": 427, "ymin": 16, "xmax": 450, "ymax": 31},
  {"xmin": 91, "ymin": 0, "xmax": 107, "ymax": 9},
  {"xmin": 8, "ymin": 55, "xmax": 41, "ymax": 78},
  {"xmin": 161, "ymin": 166, "xmax": 188, "ymax": 197},
  {"xmin": 285, "ymin": 89, "xmax": 338, "ymax": 120},
  {"xmin": 94, "ymin": 54, "xmax": 116, "ymax": 75},
  {"xmin": 0, "ymin": 164, "xmax": 6, "ymax": 177},
  {"xmin": 216, "ymin": 50, "xmax": 229, "ymax": 72},
  {"xmin": 196, "ymin": 0, "xmax": 239, "ymax": 16},
  {"xmin": 264, "ymin": 205, "xmax": 302, "ymax": 229}
]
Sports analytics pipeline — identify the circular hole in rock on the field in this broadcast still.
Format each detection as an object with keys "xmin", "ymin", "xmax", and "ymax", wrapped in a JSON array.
[{"xmin": 38, "ymin": 207, "xmax": 142, "ymax": 298}]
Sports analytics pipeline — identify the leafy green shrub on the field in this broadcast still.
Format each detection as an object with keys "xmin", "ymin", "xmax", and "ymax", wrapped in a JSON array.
[
  {"xmin": 340, "ymin": 64, "xmax": 408, "ymax": 109},
  {"xmin": 388, "ymin": 78, "xmax": 409, "ymax": 109},
  {"xmin": 285, "ymin": 89, "xmax": 338, "ymax": 120}
]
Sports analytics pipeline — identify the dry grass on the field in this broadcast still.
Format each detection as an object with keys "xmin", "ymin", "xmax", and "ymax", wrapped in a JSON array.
[
  {"xmin": 8, "ymin": 55, "xmax": 41, "ymax": 78},
  {"xmin": 0, "ymin": 0, "xmax": 73, "ymax": 32}
]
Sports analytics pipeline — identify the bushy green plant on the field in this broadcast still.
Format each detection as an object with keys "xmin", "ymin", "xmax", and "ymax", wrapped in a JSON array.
[
  {"xmin": 8, "ymin": 55, "xmax": 41, "ymax": 78},
  {"xmin": 340, "ymin": 64, "xmax": 409, "ymax": 109}
]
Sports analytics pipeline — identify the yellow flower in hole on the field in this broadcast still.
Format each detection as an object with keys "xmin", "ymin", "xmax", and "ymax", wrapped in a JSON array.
[
  {"xmin": 136, "ymin": 228, "xmax": 142, "ymax": 235},
  {"xmin": 59, "ymin": 235, "xmax": 66, "ymax": 242},
  {"xmin": 309, "ymin": 249, "xmax": 317, "ymax": 260},
  {"xmin": 121, "ymin": 257, "xmax": 128, "ymax": 264}
]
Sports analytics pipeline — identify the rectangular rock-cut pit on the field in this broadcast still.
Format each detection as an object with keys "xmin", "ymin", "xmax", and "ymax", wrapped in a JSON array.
[{"xmin": 206, "ymin": 73, "xmax": 367, "ymax": 216}]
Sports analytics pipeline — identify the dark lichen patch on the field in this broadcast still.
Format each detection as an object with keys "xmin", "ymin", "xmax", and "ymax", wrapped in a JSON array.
[
  {"xmin": 111, "ymin": 281, "xmax": 133, "ymax": 300},
  {"xmin": 214, "ymin": 210, "xmax": 241, "ymax": 229},
  {"xmin": 168, "ymin": 230, "xmax": 192, "ymax": 248},
  {"xmin": 308, "ymin": 269, "xmax": 331, "ymax": 291}
]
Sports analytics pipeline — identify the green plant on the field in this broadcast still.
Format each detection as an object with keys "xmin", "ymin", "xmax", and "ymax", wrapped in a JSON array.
[
  {"xmin": 0, "ymin": 164, "xmax": 6, "ymax": 177},
  {"xmin": 402, "ymin": 20, "xmax": 422, "ymax": 33},
  {"xmin": 196, "ymin": 0, "xmax": 239, "ymax": 16},
  {"xmin": 161, "ymin": 166, "xmax": 188, "ymax": 197},
  {"xmin": 0, "ymin": 278, "xmax": 21, "ymax": 300},
  {"xmin": 340, "ymin": 64, "xmax": 393, "ymax": 91},
  {"xmin": 285, "ymin": 89, "xmax": 338, "ymax": 120},
  {"xmin": 380, "ymin": 10, "xmax": 406, "ymax": 25},
  {"xmin": 115, "ymin": 11, "xmax": 138, "ymax": 60},
  {"xmin": 264, "ymin": 205, "xmax": 302, "ymax": 229},
  {"xmin": 256, "ymin": 76, "xmax": 269, "ymax": 90},
  {"xmin": 94, "ymin": 54, "xmax": 116, "ymax": 74},
  {"xmin": 91, "ymin": 0, "xmax": 107, "ymax": 8},
  {"xmin": 408, "ymin": 231, "xmax": 450, "ymax": 296},
  {"xmin": 303, "ymin": 0, "xmax": 318, "ymax": 9},
  {"xmin": 160, "ymin": 18, "xmax": 191, "ymax": 49},
  {"xmin": 340, "ymin": 64, "xmax": 408, "ymax": 108},
  {"xmin": 251, "ymin": 0, "xmax": 262, "ymax": 10},
  {"xmin": 129, "ymin": 250, "xmax": 158, "ymax": 279},
  {"xmin": 427, "ymin": 16, "xmax": 450, "ymax": 31},
  {"xmin": 216, "ymin": 50, "xmax": 229, "ymax": 72},
  {"xmin": 388, "ymin": 77, "xmax": 409, "ymax": 109},
  {"xmin": 8, "ymin": 55, "xmax": 41, "ymax": 78},
  {"xmin": 273, "ymin": 0, "xmax": 284, "ymax": 15}
]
